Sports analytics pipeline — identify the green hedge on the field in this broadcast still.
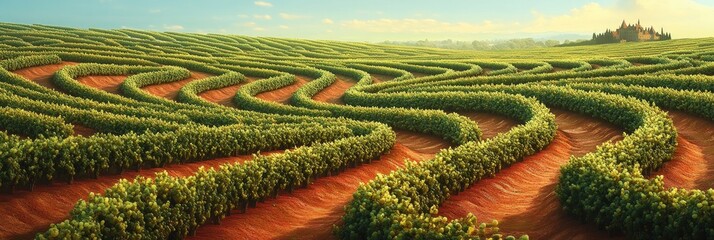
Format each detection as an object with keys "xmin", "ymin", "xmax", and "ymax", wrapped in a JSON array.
[
  {"xmin": 339, "ymin": 90, "xmax": 554, "ymax": 239},
  {"xmin": 0, "ymin": 107, "xmax": 73, "ymax": 138}
]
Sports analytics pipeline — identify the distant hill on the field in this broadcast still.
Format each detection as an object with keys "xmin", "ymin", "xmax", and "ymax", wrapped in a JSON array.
[{"xmin": 559, "ymin": 19, "xmax": 672, "ymax": 47}]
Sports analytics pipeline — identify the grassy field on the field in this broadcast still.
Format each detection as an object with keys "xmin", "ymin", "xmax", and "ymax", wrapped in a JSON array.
[{"xmin": 0, "ymin": 22, "xmax": 713, "ymax": 240}]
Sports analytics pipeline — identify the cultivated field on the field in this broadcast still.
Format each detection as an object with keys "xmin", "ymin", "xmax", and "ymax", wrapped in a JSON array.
[{"xmin": 0, "ymin": 22, "xmax": 713, "ymax": 239}]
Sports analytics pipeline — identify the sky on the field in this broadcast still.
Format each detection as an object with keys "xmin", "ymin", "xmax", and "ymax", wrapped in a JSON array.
[{"xmin": 0, "ymin": 0, "xmax": 713, "ymax": 42}]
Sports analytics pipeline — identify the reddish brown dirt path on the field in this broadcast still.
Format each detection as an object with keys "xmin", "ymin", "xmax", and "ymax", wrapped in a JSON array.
[
  {"xmin": 311, "ymin": 75, "xmax": 355, "ymax": 105},
  {"xmin": 188, "ymin": 144, "xmax": 430, "ymax": 240},
  {"xmin": 76, "ymin": 75, "xmax": 127, "ymax": 94},
  {"xmin": 652, "ymin": 111, "xmax": 714, "ymax": 190},
  {"xmin": 0, "ymin": 69, "xmax": 264, "ymax": 239},
  {"xmin": 141, "ymin": 72, "xmax": 213, "ymax": 100},
  {"xmin": 187, "ymin": 75, "xmax": 520, "ymax": 240},
  {"xmin": 189, "ymin": 111, "xmax": 521, "ymax": 240},
  {"xmin": 197, "ymin": 77, "xmax": 257, "ymax": 107},
  {"xmin": 69, "ymin": 75, "xmax": 123, "ymax": 136},
  {"xmin": 439, "ymin": 109, "xmax": 625, "ymax": 240},
  {"xmin": 458, "ymin": 112, "xmax": 518, "ymax": 139},
  {"xmin": 72, "ymin": 124, "xmax": 97, "ymax": 137},
  {"xmin": 370, "ymin": 73, "xmax": 394, "ymax": 83},
  {"xmin": 11, "ymin": 62, "xmax": 77, "ymax": 92},
  {"xmin": 13, "ymin": 62, "xmax": 98, "ymax": 137},
  {"xmin": 255, "ymin": 76, "xmax": 310, "ymax": 104},
  {"xmin": 0, "ymin": 152, "xmax": 282, "ymax": 239},
  {"xmin": 393, "ymin": 130, "xmax": 451, "ymax": 160}
]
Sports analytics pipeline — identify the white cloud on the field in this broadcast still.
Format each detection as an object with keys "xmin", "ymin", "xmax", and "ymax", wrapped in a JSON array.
[
  {"xmin": 254, "ymin": 14, "xmax": 272, "ymax": 20},
  {"xmin": 342, "ymin": 18, "xmax": 502, "ymax": 33},
  {"xmin": 280, "ymin": 13, "xmax": 307, "ymax": 20},
  {"xmin": 279, "ymin": 25, "xmax": 289, "ymax": 29},
  {"xmin": 323, "ymin": 18, "xmax": 334, "ymax": 24},
  {"xmin": 527, "ymin": 0, "xmax": 714, "ymax": 37},
  {"xmin": 254, "ymin": 1, "xmax": 272, "ymax": 7},
  {"xmin": 163, "ymin": 25, "xmax": 184, "ymax": 31},
  {"xmin": 243, "ymin": 22, "xmax": 257, "ymax": 27},
  {"xmin": 254, "ymin": 27, "xmax": 266, "ymax": 31}
]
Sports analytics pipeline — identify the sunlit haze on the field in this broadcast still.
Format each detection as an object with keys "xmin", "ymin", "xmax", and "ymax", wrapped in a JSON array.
[{"xmin": 1, "ymin": 0, "xmax": 713, "ymax": 41}]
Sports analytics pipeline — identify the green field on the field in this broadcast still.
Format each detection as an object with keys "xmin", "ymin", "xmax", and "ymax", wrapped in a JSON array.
[{"xmin": 0, "ymin": 22, "xmax": 713, "ymax": 240}]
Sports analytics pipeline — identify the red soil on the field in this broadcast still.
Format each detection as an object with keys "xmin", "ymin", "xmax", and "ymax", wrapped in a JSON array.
[
  {"xmin": 14, "ymin": 63, "xmax": 707, "ymax": 240},
  {"xmin": 188, "ymin": 111, "xmax": 522, "ymax": 240},
  {"xmin": 0, "ymin": 152, "xmax": 282, "ymax": 239},
  {"xmin": 393, "ymin": 130, "xmax": 451, "ymax": 159},
  {"xmin": 70, "ymin": 75, "xmax": 127, "ymax": 137},
  {"xmin": 0, "ymin": 68, "xmax": 261, "ymax": 239},
  {"xmin": 255, "ymin": 76, "xmax": 310, "ymax": 104},
  {"xmin": 187, "ymin": 75, "xmax": 526, "ymax": 240},
  {"xmin": 197, "ymin": 77, "xmax": 257, "ymax": 108},
  {"xmin": 311, "ymin": 75, "xmax": 355, "ymax": 105},
  {"xmin": 141, "ymin": 72, "xmax": 213, "ymax": 100},
  {"xmin": 189, "ymin": 144, "xmax": 428, "ymax": 240},
  {"xmin": 13, "ymin": 62, "xmax": 98, "ymax": 137},
  {"xmin": 76, "ymin": 75, "xmax": 127, "ymax": 94},
  {"xmin": 458, "ymin": 112, "xmax": 518, "ymax": 139},
  {"xmin": 393, "ymin": 112, "xmax": 517, "ymax": 160},
  {"xmin": 551, "ymin": 67, "xmax": 567, "ymax": 73},
  {"xmin": 370, "ymin": 73, "xmax": 394, "ymax": 83},
  {"xmin": 11, "ymin": 62, "xmax": 77, "ymax": 92},
  {"xmin": 438, "ymin": 109, "xmax": 625, "ymax": 240},
  {"xmin": 72, "ymin": 124, "xmax": 97, "ymax": 137},
  {"xmin": 652, "ymin": 111, "xmax": 714, "ymax": 190}
]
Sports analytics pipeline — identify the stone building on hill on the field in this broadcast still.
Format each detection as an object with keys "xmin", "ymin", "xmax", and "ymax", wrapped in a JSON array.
[{"xmin": 592, "ymin": 20, "xmax": 671, "ymax": 44}]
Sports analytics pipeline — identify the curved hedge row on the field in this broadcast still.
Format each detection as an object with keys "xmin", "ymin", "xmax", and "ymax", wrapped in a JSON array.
[
  {"xmin": 0, "ymin": 23, "xmax": 711, "ymax": 240},
  {"xmin": 339, "ymin": 90, "xmax": 555, "ymax": 239},
  {"xmin": 376, "ymin": 82, "xmax": 714, "ymax": 239},
  {"xmin": 0, "ymin": 54, "xmax": 61, "ymax": 71},
  {"xmin": 37, "ymin": 121, "xmax": 394, "ymax": 239},
  {"xmin": 0, "ymin": 106, "xmax": 73, "ymax": 138}
]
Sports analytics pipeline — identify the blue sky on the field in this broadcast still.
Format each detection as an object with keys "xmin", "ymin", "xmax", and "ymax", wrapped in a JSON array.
[{"xmin": 1, "ymin": 0, "xmax": 713, "ymax": 41}]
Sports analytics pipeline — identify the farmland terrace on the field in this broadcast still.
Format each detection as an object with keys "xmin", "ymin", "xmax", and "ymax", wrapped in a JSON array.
[{"xmin": 0, "ymin": 22, "xmax": 713, "ymax": 239}]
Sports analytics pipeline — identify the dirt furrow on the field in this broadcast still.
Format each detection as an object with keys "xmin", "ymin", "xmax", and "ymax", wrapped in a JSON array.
[
  {"xmin": 11, "ymin": 62, "xmax": 78, "ymax": 92},
  {"xmin": 311, "ymin": 75, "xmax": 355, "ymax": 105},
  {"xmin": 141, "ymin": 72, "xmax": 213, "ymax": 100},
  {"xmin": 652, "ymin": 111, "xmax": 714, "ymax": 190},
  {"xmin": 0, "ymin": 152, "xmax": 282, "ymax": 239},
  {"xmin": 188, "ymin": 74, "xmax": 520, "ymax": 239},
  {"xmin": 255, "ymin": 76, "xmax": 310, "ymax": 104},
  {"xmin": 439, "ymin": 109, "xmax": 625, "ymax": 240},
  {"xmin": 196, "ymin": 78, "xmax": 252, "ymax": 108},
  {"xmin": 76, "ymin": 75, "xmax": 127, "ymax": 94},
  {"xmin": 13, "ymin": 63, "xmax": 98, "ymax": 137}
]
